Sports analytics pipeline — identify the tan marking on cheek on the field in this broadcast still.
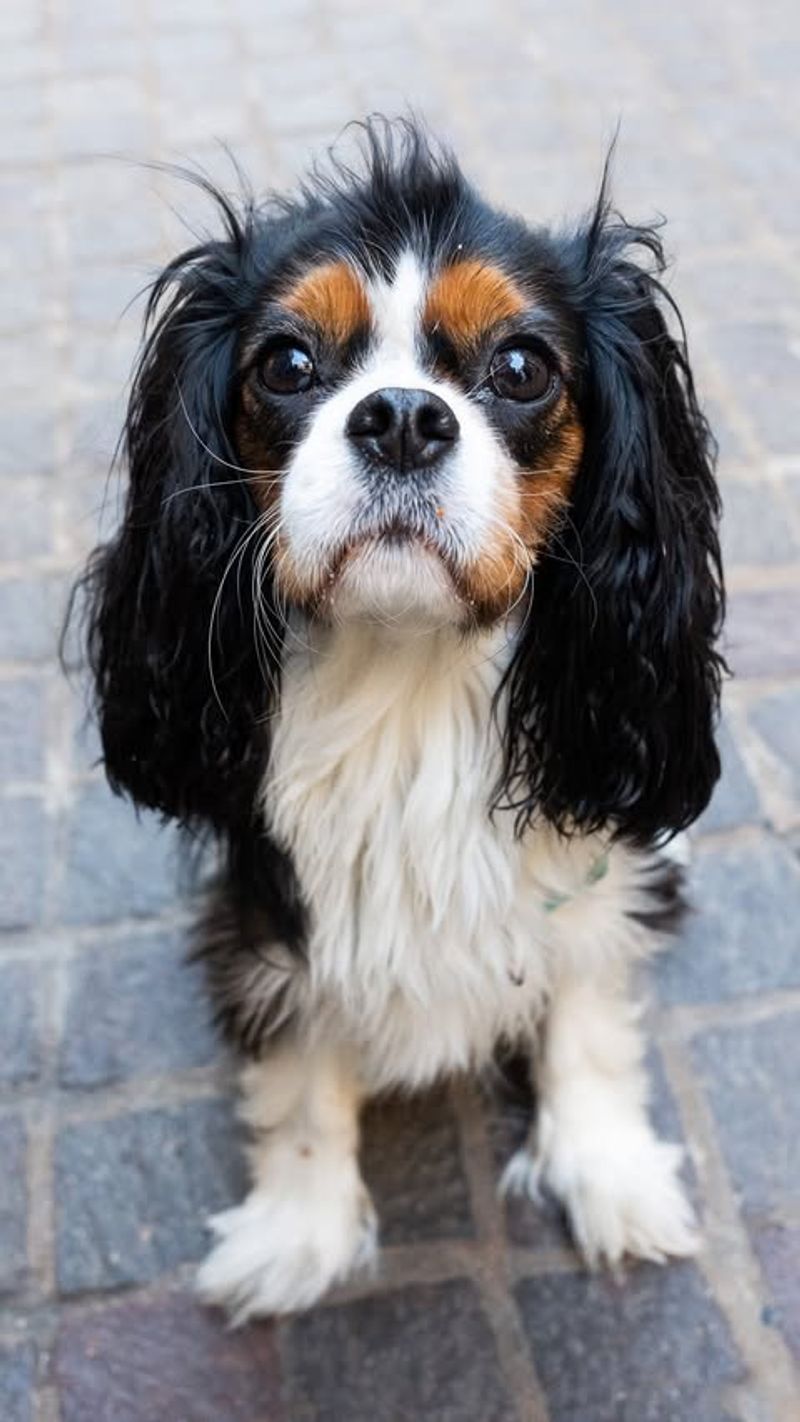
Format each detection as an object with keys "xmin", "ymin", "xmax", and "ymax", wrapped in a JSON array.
[
  {"xmin": 517, "ymin": 415, "xmax": 584, "ymax": 550},
  {"xmin": 281, "ymin": 260, "xmax": 370, "ymax": 345},
  {"xmin": 463, "ymin": 412, "xmax": 584, "ymax": 621},
  {"xmin": 423, "ymin": 260, "xmax": 527, "ymax": 350},
  {"xmin": 233, "ymin": 417, "xmax": 285, "ymax": 513}
]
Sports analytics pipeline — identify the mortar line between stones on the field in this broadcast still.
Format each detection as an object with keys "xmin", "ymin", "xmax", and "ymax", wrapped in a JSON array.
[
  {"xmin": 452, "ymin": 1079, "xmax": 552, "ymax": 1422},
  {"xmin": 658, "ymin": 1034, "xmax": 800, "ymax": 1420}
]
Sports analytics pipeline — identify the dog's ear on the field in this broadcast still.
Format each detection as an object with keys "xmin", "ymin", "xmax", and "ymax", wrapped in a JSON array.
[
  {"xmin": 498, "ymin": 193, "xmax": 725, "ymax": 844},
  {"xmin": 77, "ymin": 187, "xmax": 281, "ymax": 830}
]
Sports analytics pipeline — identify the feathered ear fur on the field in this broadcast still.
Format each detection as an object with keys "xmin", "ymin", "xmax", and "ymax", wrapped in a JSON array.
[
  {"xmin": 498, "ymin": 190, "xmax": 725, "ymax": 844},
  {"xmin": 78, "ymin": 181, "xmax": 282, "ymax": 832}
]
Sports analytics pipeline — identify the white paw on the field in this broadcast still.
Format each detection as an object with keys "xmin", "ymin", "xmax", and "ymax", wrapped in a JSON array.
[
  {"xmin": 504, "ymin": 1117, "xmax": 699, "ymax": 1268},
  {"xmin": 196, "ymin": 1160, "xmax": 377, "ymax": 1323}
]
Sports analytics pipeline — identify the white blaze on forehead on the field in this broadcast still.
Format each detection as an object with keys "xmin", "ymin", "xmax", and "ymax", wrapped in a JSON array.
[{"xmin": 365, "ymin": 251, "xmax": 428, "ymax": 366}]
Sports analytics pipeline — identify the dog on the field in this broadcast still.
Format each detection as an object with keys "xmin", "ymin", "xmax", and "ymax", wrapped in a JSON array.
[{"xmin": 80, "ymin": 120, "xmax": 724, "ymax": 1322}]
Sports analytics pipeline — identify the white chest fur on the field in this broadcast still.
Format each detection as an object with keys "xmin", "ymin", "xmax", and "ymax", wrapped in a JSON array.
[{"xmin": 263, "ymin": 623, "xmax": 633, "ymax": 1088}]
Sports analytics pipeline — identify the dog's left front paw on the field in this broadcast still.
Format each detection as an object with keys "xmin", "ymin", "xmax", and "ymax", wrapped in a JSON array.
[{"xmin": 502, "ymin": 1118, "xmax": 699, "ymax": 1269}]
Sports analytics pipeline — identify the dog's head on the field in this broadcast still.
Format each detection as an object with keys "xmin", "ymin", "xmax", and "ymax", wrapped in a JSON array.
[{"xmin": 81, "ymin": 121, "xmax": 724, "ymax": 841}]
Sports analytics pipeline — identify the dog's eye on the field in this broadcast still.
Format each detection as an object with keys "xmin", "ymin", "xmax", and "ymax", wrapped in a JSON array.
[
  {"xmin": 489, "ymin": 346, "xmax": 555, "ymax": 403},
  {"xmin": 260, "ymin": 344, "xmax": 316, "ymax": 394}
]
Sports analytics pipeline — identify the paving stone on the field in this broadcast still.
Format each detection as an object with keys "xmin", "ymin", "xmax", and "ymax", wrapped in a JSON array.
[
  {"xmin": 0, "ymin": 1343, "xmax": 35, "ymax": 1422},
  {"xmin": 55, "ymin": 1098, "xmax": 245, "ymax": 1294},
  {"xmin": 283, "ymin": 1281, "xmax": 512, "ymax": 1422},
  {"xmin": 0, "ymin": 478, "xmax": 53, "ymax": 558},
  {"xmin": 727, "ymin": 588, "xmax": 800, "ymax": 679},
  {"xmin": 750, "ymin": 1221, "xmax": 800, "ymax": 1361},
  {"xmin": 67, "ymin": 261, "xmax": 150, "ymax": 329},
  {"xmin": 59, "ymin": 931, "xmax": 218, "ymax": 1087},
  {"xmin": 0, "ymin": 961, "xmax": 41, "ymax": 1084},
  {"xmin": 0, "ymin": 406, "xmax": 57, "ymax": 478},
  {"xmin": 0, "ymin": 795, "xmax": 46, "ymax": 930},
  {"xmin": 0, "ymin": 577, "xmax": 62, "ymax": 663},
  {"xmin": 721, "ymin": 479, "xmax": 800, "ymax": 567},
  {"xmin": 0, "ymin": 1116, "xmax": 28, "ymax": 1296},
  {"xmin": 515, "ymin": 1264, "xmax": 743, "ymax": 1422},
  {"xmin": 54, "ymin": 1294, "xmax": 284, "ymax": 1422},
  {"xmin": 360, "ymin": 1086, "xmax": 474, "ymax": 1245},
  {"xmin": 488, "ymin": 1073, "xmax": 576, "ymax": 1252},
  {"xmin": 706, "ymin": 322, "xmax": 800, "ymax": 457},
  {"xmin": 696, "ymin": 716, "xmax": 761, "ymax": 836},
  {"xmin": 59, "ymin": 780, "xmax": 180, "ymax": 925},
  {"xmin": 749, "ymin": 685, "xmax": 800, "ymax": 806},
  {"xmin": 692, "ymin": 1012, "xmax": 800, "ymax": 1216},
  {"xmin": 0, "ymin": 677, "xmax": 45, "ymax": 785},
  {"xmin": 656, "ymin": 835, "xmax": 800, "ymax": 1003}
]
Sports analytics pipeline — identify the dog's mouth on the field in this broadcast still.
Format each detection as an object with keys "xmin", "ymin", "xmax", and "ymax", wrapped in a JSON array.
[{"xmin": 303, "ymin": 509, "xmax": 465, "ymax": 624}]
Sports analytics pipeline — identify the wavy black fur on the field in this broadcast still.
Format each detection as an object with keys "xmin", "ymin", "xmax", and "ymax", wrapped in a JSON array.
[{"xmin": 496, "ymin": 173, "xmax": 725, "ymax": 843}]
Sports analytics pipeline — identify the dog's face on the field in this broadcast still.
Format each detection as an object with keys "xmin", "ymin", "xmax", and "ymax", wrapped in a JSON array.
[
  {"xmin": 238, "ymin": 239, "xmax": 583, "ymax": 626},
  {"xmin": 82, "ymin": 124, "xmax": 723, "ymax": 842}
]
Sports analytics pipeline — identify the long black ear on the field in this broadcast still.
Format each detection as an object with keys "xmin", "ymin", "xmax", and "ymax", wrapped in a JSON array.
[
  {"xmin": 77, "ymin": 184, "xmax": 282, "ymax": 831},
  {"xmin": 498, "ymin": 192, "xmax": 725, "ymax": 844}
]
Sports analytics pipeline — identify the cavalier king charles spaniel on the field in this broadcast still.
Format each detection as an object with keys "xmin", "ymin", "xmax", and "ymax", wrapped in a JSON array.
[{"xmin": 80, "ymin": 121, "xmax": 724, "ymax": 1322}]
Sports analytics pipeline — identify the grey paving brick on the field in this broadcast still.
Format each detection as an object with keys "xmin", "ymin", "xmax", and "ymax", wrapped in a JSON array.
[
  {"xmin": 54, "ymin": 1294, "xmax": 284, "ymax": 1422},
  {"xmin": 656, "ymin": 835, "xmax": 800, "ymax": 1003},
  {"xmin": 0, "ymin": 577, "xmax": 62, "ymax": 663},
  {"xmin": 0, "ymin": 677, "xmax": 45, "ymax": 785},
  {"xmin": 727, "ymin": 588, "xmax": 800, "ymax": 679},
  {"xmin": 283, "ymin": 1281, "xmax": 512, "ymax": 1422},
  {"xmin": 750, "ymin": 1221, "xmax": 800, "ymax": 1361},
  {"xmin": 0, "ymin": 1343, "xmax": 35, "ymax": 1422},
  {"xmin": 59, "ymin": 931, "xmax": 217, "ymax": 1087},
  {"xmin": 0, "ymin": 795, "xmax": 46, "ymax": 931},
  {"xmin": 490, "ymin": 1090, "xmax": 573, "ymax": 1251},
  {"xmin": 67, "ymin": 262, "xmax": 150, "ymax": 329},
  {"xmin": 680, "ymin": 257, "xmax": 799, "ymax": 323},
  {"xmin": 55, "ymin": 1098, "xmax": 245, "ymax": 1293},
  {"xmin": 692, "ymin": 1012, "xmax": 800, "ymax": 1216},
  {"xmin": 0, "ymin": 478, "xmax": 54, "ymax": 559},
  {"xmin": 721, "ymin": 479, "xmax": 800, "ymax": 567},
  {"xmin": 706, "ymin": 322, "xmax": 800, "ymax": 457},
  {"xmin": 360, "ymin": 1086, "xmax": 474, "ymax": 1245},
  {"xmin": 59, "ymin": 780, "xmax": 179, "ymax": 925},
  {"xmin": 0, "ymin": 961, "xmax": 41, "ymax": 1084},
  {"xmin": 696, "ymin": 716, "xmax": 760, "ymax": 836},
  {"xmin": 0, "ymin": 407, "xmax": 57, "ymax": 478},
  {"xmin": 749, "ymin": 685, "xmax": 800, "ymax": 806},
  {"xmin": 0, "ymin": 1116, "xmax": 28, "ymax": 1296},
  {"xmin": 50, "ymin": 77, "xmax": 149, "ymax": 162},
  {"xmin": 515, "ymin": 1264, "xmax": 743, "ymax": 1422}
]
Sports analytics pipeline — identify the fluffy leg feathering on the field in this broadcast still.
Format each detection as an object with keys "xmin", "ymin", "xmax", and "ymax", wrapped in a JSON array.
[
  {"xmin": 502, "ymin": 968, "xmax": 698, "ymax": 1266},
  {"xmin": 197, "ymin": 1042, "xmax": 376, "ymax": 1322}
]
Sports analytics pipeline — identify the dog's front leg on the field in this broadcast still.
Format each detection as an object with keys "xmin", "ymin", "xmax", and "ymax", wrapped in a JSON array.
[
  {"xmin": 197, "ymin": 1038, "xmax": 376, "ymax": 1322},
  {"xmin": 502, "ymin": 967, "xmax": 698, "ymax": 1268}
]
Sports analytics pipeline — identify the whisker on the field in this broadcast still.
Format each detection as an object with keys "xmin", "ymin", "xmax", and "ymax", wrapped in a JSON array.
[{"xmin": 174, "ymin": 378, "xmax": 286, "ymax": 479}]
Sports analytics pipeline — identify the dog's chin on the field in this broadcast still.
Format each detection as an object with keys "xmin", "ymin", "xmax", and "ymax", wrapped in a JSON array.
[{"xmin": 329, "ymin": 539, "xmax": 462, "ymax": 628}]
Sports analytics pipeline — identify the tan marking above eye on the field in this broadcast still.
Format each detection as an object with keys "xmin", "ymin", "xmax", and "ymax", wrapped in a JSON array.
[
  {"xmin": 423, "ymin": 260, "xmax": 527, "ymax": 350},
  {"xmin": 280, "ymin": 261, "xmax": 370, "ymax": 344}
]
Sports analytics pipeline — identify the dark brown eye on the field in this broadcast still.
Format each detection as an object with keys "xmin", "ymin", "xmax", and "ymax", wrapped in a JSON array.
[
  {"xmin": 260, "ymin": 344, "xmax": 315, "ymax": 394},
  {"xmin": 489, "ymin": 346, "xmax": 555, "ymax": 402}
]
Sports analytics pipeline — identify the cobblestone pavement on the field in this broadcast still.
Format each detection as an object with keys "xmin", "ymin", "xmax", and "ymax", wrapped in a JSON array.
[{"xmin": 1, "ymin": 1, "xmax": 799, "ymax": 1419}]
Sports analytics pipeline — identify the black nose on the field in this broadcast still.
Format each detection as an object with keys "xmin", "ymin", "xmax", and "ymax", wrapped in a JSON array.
[{"xmin": 345, "ymin": 387, "xmax": 459, "ymax": 472}]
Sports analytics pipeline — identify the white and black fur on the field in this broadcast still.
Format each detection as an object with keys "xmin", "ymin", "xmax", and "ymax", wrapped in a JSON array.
[{"xmin": 77, "ymin": 122, "xmax": 724, "ymax": 1321}]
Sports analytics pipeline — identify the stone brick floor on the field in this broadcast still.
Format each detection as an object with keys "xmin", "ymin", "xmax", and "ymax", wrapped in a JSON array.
[{"xmin": 1, "ymin": 1, "xmax": 799, "ymax": 1419}]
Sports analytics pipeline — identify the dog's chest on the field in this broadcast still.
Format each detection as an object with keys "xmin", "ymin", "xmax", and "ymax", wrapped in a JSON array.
[{"xmin": 264, "ymin": 629, "xmax": 541, "ymax": 1048}]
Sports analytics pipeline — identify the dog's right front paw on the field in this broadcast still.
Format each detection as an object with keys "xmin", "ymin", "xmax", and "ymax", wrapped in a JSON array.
[{"xmin": 196, "ymin": 1171, "xmax": 378, "ymax": 1324}]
